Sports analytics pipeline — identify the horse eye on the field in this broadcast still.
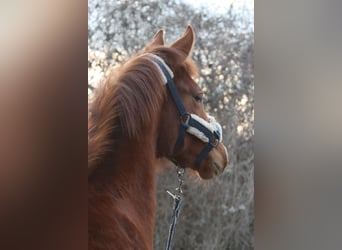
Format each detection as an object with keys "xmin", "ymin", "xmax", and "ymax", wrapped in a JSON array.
[{"xmin": 193, "ymin": 95, "xmax": 203, "ymax": 103}]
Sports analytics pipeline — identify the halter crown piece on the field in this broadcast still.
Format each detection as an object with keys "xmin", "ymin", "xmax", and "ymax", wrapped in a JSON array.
[{"xmin": 148, "ymin": 54, "xmax": 223, "ymax": 166}]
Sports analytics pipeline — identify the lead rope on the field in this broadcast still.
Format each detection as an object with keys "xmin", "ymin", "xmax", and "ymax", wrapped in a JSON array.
[{"xmin": 165, "ymin": 166, "xmax": 185, "ymax": 250}]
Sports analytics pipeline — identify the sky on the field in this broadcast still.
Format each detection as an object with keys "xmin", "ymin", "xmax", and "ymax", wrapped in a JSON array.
[
  {"xmin": 182, "ymin": 0, "xmax": 254, "ymax": 13},
  {"xmin": 182, "ymin": 0, "xmax": 254, "ymax": 28}
]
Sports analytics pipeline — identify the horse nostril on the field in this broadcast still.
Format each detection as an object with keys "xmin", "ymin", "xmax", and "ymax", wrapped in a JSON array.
[{"xmin": 213, "ymin": 162, "xmax": 222, "ymax": 175}]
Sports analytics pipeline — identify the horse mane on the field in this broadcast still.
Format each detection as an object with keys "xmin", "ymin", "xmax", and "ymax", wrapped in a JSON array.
[{"xmin": 88, "ymin": 47, "xmax": 199, "ymax": 174}]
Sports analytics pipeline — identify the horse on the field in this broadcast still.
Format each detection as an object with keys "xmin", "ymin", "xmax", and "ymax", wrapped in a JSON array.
[{"xmin": 88, "ymin": 25, "xmax": 228, "ymax": 250}]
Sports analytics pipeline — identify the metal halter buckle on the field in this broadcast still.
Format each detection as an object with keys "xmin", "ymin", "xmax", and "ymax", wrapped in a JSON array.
[
  {"xmin": 210, "ymin": 133, "xmax": 220, "ymax": 147},
  {"xmin": 180, "ymin": 113, "xmax": 191, "ymax": 127}
]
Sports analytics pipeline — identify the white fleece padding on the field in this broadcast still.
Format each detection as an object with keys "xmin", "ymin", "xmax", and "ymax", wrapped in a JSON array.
[
  {"xmin": 187, "ymin": 126, "xmax": 209, "ymax": 143},
  {"xmin": 186, "ymin": 114, "xmax": 223, "ymax": 142},
  {"xmin": 210, "ymin": 116, "xmax": 223, "ymax": 142},
  {"xmin": 190, "ymin": 114, "xmax": 215, "ymax": 132},
  {"xmin": 148, "ymin": 54, "xmax": 174, "ymax": 84}
]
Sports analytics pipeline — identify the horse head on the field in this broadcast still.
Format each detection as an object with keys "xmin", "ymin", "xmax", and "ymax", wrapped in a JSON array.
[{"xmin": 145, "ymin": 26, "xmax": 228, "ymax": 179}]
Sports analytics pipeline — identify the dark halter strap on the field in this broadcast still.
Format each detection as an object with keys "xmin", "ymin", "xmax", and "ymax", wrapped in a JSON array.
[{"xmin": 150, "ymin": 55, "xmax": 221, "ymax": 166}]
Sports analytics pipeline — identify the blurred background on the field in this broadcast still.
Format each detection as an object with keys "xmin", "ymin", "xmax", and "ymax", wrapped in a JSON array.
[
  {"xmin": 88, "ymin": 0, "xmax": 254, "ymax": 249},
  {"xmin": 2, "ymin": 0, "xmax": 341, "ymax": 249}
]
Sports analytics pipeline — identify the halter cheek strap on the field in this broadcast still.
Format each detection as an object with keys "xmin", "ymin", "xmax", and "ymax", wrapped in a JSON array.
[
  {"xmin": 149, "ymin": 54, "xmax": 223, "ymax": 166},
  {"xmin": 149, "ymin": 54, "xmax": 188, "ymax": 116}
]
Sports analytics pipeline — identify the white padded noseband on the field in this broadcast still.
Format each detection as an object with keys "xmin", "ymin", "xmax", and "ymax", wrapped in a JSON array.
[{"xmin": 186, "ymin": 114, "xmax": 223, "ymax": 143}]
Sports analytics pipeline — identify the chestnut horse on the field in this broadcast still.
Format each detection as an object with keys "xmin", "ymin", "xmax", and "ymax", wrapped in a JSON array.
[{"xmin": 88, "ymin": 26, "xmax": 228, "ymax": 250}]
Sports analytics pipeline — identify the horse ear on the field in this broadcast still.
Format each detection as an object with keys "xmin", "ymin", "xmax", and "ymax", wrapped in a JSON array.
[
  {"xmin": 170, "ymin": 25, "xmax": 195, "ymax": 58},
  {"xmin": 144, "ymin": 29, "xmax": 164, "ymax": 51}
]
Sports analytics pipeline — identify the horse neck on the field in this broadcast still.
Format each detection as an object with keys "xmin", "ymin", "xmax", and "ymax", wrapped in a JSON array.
[
  {"xmin": 109, "ymin": 133, "xmax": 158, "ymax": 191},
  {"xmin": 88, "ymin": 56, "xmax": 168, "ymax": 249},
  {"xmin": 89, "ymin": 127, "xmax": 159, "ymax": 249}
]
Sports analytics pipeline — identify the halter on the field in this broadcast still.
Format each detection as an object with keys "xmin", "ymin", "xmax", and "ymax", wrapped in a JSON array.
[{"xmin": 149, "ymin": 54, "xmax": 223, "ymax": 166}]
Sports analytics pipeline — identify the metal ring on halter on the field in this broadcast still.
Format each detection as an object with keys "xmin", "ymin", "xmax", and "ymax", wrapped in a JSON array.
[
  {"xmin": 176, "ymin": 167, "xmax": 185, "ymax": 195},
  {"xmin": 210, "ymin": 134, "xmax": 220, "ymax": 147},
  {"xmin": 177, "ymin": 166, "xmax": 185, "ymax": 178},
  {"xmin": 180, "ymin": 113, "xmax": 191, "ymax": 127}
]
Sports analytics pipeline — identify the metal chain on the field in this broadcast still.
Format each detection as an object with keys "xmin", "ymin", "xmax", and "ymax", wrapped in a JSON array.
[{"xmin": 165, "ymin": 166, "xmax": 185, "ymax": 250}]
